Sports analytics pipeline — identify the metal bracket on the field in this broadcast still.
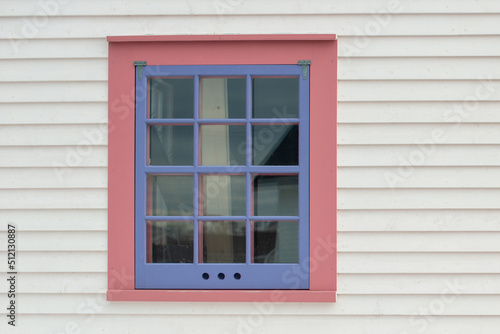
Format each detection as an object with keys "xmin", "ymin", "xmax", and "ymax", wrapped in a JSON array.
[
  {"xmin": 134, "ymin": 61, "xmax": 147, "ymax": 80},
  {"xmin": 298, "ymin": 60, "xmax": 311, "ymax": 80}
]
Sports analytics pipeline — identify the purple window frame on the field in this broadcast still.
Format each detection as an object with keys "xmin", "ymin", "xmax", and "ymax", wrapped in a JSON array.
[{"xmin": 135, "ymin": 64, "xmax": 310, "ymax": 289}]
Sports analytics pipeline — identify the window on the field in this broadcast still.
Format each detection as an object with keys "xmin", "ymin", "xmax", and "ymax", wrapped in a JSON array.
[{"xmin": 108, "ymin": 35, "xmax": 337, "ymax": 302}]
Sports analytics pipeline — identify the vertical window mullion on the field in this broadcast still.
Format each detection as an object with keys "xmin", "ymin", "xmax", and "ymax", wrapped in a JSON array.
[
  {"xmin": 193, "ymin": 74, "xmax": 200, "ymax": 264},
  {"xmin": 245, "ymin": 74, "xmax": 252, "ymax": 264}
]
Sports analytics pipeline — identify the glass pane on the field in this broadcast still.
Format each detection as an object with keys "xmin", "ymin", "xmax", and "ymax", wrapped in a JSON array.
[
  {"xmin": 202, "ymin": 175, "xmax": 246, "ymax": 216},
  {"xmin": 149, "ymin": 78, "xmax": 194, "ymax": 118},
  {"xmin": 253, "ymin": 175, "xmax": 298, "ymax": 216},
  {"xmin": 252, "ymin": 78, "xmax": 299, "ymax": 118},
  {"xmin": 147, "ymin": 221, "xmax": 193, "ymax": 263},
  {"xmin": 149, "ymin": 125, "xmax": 193, "ymax": 165},
  {"xmin": 148, "ymin": 175, "xmax": 193, "ymax": 216},
  {"xmin": 200, "ymin": 125, "xmax": 246, "ymax": 166},
  {"xmin": 252, "ymin": 124, "xmax": 298, "ymax": 166},
  {"xmin": 253, "ymin": 221, "xmax": 298, "ymax": 263},
  {"xmin": 200, "ymin": 78, "xmax": 246, "ymax": 119},
  {"xmin": 202, "ymin": 221, "xmax": 246, "ymax": 263}
]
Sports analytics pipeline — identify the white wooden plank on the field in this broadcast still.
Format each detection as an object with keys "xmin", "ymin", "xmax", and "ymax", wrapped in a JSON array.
[
  {"xmin": 338, "ymin": 167, "xmax": 500, "ymax": 188},
  {"xmin": 0, "ymin": 167, "xmax": 106, "ymax": 188},
  {"xmin": 338, "ymin": 144, "xmax": 500, "ymax": 167},
  {"xmin": 0, "ymin": 58, "xmax": 107, "ymax": 82},
  {"xmin": 4, "ymin": 294, "xmax": 500, "ymax": 315},
  {"xmin": 0, "ymin": 272, "xmax": 106, "ymax": 293},
  {"xmin": 338, "ymin": 232, "xmax": 500, "ymax": 252},
  {"xmin": 338, "ymin": 101, "xmax": 500, "ymax": 123},
  {"xmin": 338, "ymin": 209, "xmax": 500, "ymax": 232},
  {"xmin": 6, "ymin": 315, "xmax": 500, "ymax": 334},
  {"xmin": 3, "ymin": 0, "xmax": 500, "ymax": 16},
  {"xmin": 0, "ymin": 124, "xmax": 108, "ymax": 146},
  {"xmin": 0, "ymin": 251, "xmax": 106, "ymax": 272},
  {"xmin": 1, "ymin": 102, "xmax": 107, "ymax": 124},
  {"xmin": 0, "ymin": 209, "xmax": 106, "ymax": 231},
  {"xmin": 0, "ymin": 38, "xmax": 107, "ymax": 59},
  {"xmin": 339, "ymin": 80, "xmax": 500, "ymax": 102},
  {"xmin": 3, "ymin": 15, "xmax": 500, "ymax": 40},
  {"xmin": 0, "ymin": 231, "xmax": 106, "ymax": 251},
  {"xmin": 0, "ymin": 189, "xmax": 107, "ymax": 209},
  {"xmin": 339, "ymin": 57, "xmax": 500, "ymax": 80},
  {"xmin": 339, "ymin": 35, "xmax": 500, "ymax": 57},
  {"xmin": 0, "ymin": 146, "xmax": 107, "ymax": 167},
  {"xmin": 0, "ymin": 82, "xmax": 107, "ymax": 102},
  {"xmin": 340, "ymin": 252, "xmax": 500, "ymax": 273},
  {"xmin": 338, "ymin": 274, "xmax": 500, "ymax": 294},
  {"xmin": 339, "ymin": 188, "xmax": 500, "ymax": 209},
  {"xmin": 339, "ymin": 123, "xmax": 500, "ymax": 145}
]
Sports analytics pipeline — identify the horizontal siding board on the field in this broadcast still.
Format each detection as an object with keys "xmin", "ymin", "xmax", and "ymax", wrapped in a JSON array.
[
  {"xmin": 0, "ymin": 38, "xmax": 107, "ymax": 59},
  {"xmin": 338, "ymin": 188, "xmax": 500, "ymax": 209},
  {"xmin": 338, "ymin": 101, "xmax": 500, "ymax": 123},
  {"xmin": 340, "ymin": 123, "xmax": 500, "ymax": 145},
  {"xmin": 3, "ymin": 294, "xmax": 500, "ymax": 316},
  {"xmin": 339, "ymin": 36, "xmax": 500, "ymax": 57},
  {"xmin": 0, "ymin": 189, "xmax": 107, "ymax": 209},
  {"xmin": 0, "ymin": 81, "xmax": 107, "ymax": 103},
  {"xmin": 338, "ymin": 144, "xmax": 500, "ymax": 166},
  {"xmin": 0, "ymin": 251, "xmax": 106, "ymax": 272},
  {"xmin": 0, "ymin": 231, "xmax": 106, "ymax": 251},
  {"xmin": 3, "ymin": 0, "xmax": 500, "ymax": 16},
  {"xmin": 6, "ymin": 315, "xmax": 500, "ymax": 334},
  {"xmin": 0, "ymin": 124, "xmax": 108, "ymax": 146},
  {"xmin": 339, "ymin": 80, "xmax": 500, "ymax": 102},
  {"xmin": 3, "ymin": 15, "xmax": 500, "ymax": 39},
  {"xmin": 0, "ymin": 146, "xmax": 107, "ymax": 167},
  {"xmin": 0, "ymin": 167, "xmax": 106, "ymax": 189},
  {"xmin": 0, "ymin": 272, "xmax": 107, "ymax": 293},
  {"xmin": 0, "ymin": 58, "xmax": 107, "ymax": 82},
  {"xmin": 338, "ymin": 232, "xmax": 500, "ymax": 252},
  {"xmin": 339, "ymin": 57, "xmax": 500, "ymax": 80},
  {"xmin": 0, "ymin": 209, "xmax": 106, "ymax": 231},
  {"xmin": 338, "ymin": 209, "xmax": 500, "ymax": 232},
  {"xmin": 338, "ymin": 167, "xmax": 500, "ymax": 188},
  {"xmin": 1, "ymin": 102, "xmax": 107, "ymax": 124}
]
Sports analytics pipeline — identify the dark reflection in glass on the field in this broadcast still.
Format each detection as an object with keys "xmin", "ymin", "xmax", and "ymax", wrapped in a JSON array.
[
  {"xmin": 149, "ymin": 78, "xmax": 194, "ymax": 119},
  {"xmin": 201, "ymin": 125, "xmax": 246, "ymax": 166},
  {"xmin": 252, "ymin": 78, "xmax": 299, "ymax": 118},
  {"xmin": 202, "ymin": 221, "xmax": 246, "ymax": 263},
  {"xmin": 252, "ymin": 124, "xmax": 298, "ymax": 166},
  {"xmin": 149, "ymin": 125, "xmax": 193, "ymax": 166},
  {"xmin": 253, "ymin": 221, "xmax": 298, "ymax": 263},
  {"xmin": 253, "ymin": 175, "xmax": 298, "ymax": 216},
  {"xmin": 200, "ymin": 78, "xmax": 246, "ymax": 119},
  {"xmin": 202, "ymin": 175, "xmax": 246, "ymax": 216},
  {"xmin": 148, "ymin": 175, "xmax": 193, "ymax": 216},
  {"xmin": 148, "ymin": 221, "xmax": 193, "ymax": 263}
]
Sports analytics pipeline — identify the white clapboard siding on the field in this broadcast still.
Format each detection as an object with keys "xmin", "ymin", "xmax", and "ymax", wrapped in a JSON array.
[
  {"xmin": 338, "ymin": 144, "xmax": 500, "ymax": 166},
  {"xmin": 3, "ymin": 15, "xmax": 500, "ymax": 39},
  {"xmin": 338, "ymin": 209, "xmax": 500, "ymax": 231},
  {"xmin": 4, "ymin": 0, "xmax": 500, "ymax": 16},
  {"xmin": 338, "ymin": 232, "xmax": 500, "ymax": 252},
  {"xmin": 0, "ymin": 58, "xmax": 108, "ymax": 82},
  {"xmin": 0, "ymin": 167, "xmax": 106, "ymax": 189},
  {"xmin": 3, "ymin": 294, "xmax": 500, "ymax": 316},
  {"xmin": 0, "ymin": 231, "xmax": 107, "ymax": 251},
  {"xmin": 0, "ymin": 81, "xmax": 108, "ymax": 102},
  {"xmin": 0, "ymin": 272, "xmax": 107, "ymax": 293},
  {"xmin": 2, "ymin": 102, "xmax": 107, "ymax": 124},
  {"xmin": 0, "ymin": 251, "xmax": 107, "ymax": 272},
  {"xmin": 338, "ymin": 101, "xmax": 500, "ymax": 123},
  {"xmin": 339, "ymin": 57, "xmax": 500, "ymax": 80},
  {"xmin": 0, "ymin": 146, "xmax": 107, "ymax": 167},
  {"xmin": 4, "ymin": 315, "xmax": 500, "ymax": 334},
  {"xmin": 338, "ymin": 167, "xmax": 500, "ymax": 188},
  {"xmin": 0, "ymin": 189, "xmax": 107, "ymax": 209},
  {"xmin": 0, "ymin": 38, "xmax": 108, "ymax": 59},
  {"xmin": 0, "ymin": 209, "xmax": 107, "ymax": 231}
]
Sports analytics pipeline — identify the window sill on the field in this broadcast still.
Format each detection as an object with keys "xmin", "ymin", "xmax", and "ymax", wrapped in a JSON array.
[{"xmin": 107, "ymin": 289, "xmax": 337, "ymax": 302}]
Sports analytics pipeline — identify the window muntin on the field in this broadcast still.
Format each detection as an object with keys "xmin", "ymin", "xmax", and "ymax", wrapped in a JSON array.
[{"xmin": 135, "ymin": 65, "xmax": 310, "ymax": 289}]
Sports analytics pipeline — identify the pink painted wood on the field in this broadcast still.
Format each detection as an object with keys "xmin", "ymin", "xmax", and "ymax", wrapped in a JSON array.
[{"xmin": 108, "ymin": 34, "xmax": 337, "ymax": 302}]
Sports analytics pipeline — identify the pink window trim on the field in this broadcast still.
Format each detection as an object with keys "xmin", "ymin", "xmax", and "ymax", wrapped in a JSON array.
[{"xmin": 107, "ymin": 34, "xmax": 337, "ymax": 302}]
